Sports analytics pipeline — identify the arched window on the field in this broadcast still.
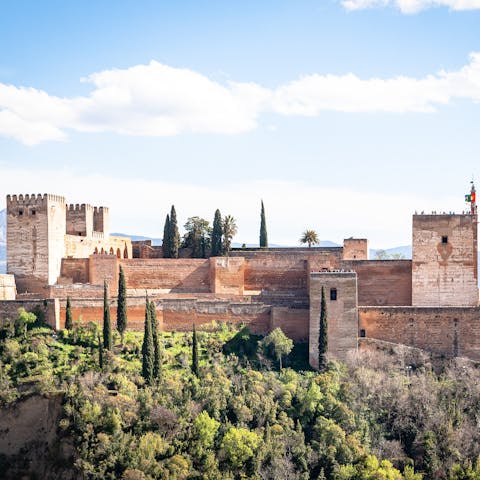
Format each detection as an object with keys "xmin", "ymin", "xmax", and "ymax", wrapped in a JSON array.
[
  {"xmin": 109, "ymin": 247, "xmax": 114, "ymax": 255},
  {"xmin": 94, "ymin": 247, "xmax": 99, "ymax": 254},
  {"xmin": 117, "ymin": 248, "xmax": 121, "ymax": 258},
  {"xmin": 124, "ymin": 246, "xmax": 128, "ymax": 259},
  {"xmin": 101, "ymin": 247, "xmax": 104, "ymax": 254}
]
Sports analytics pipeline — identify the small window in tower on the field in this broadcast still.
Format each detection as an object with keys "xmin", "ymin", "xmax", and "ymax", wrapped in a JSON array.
[
  {"xmin": 360, "ymin": 329, "xmax": 366, "ymax": 338},
  {"xmin": 330, "ymin": 288, "xmax": 337, "ymax": 301},
  {"xmin": 442, "ymin": 236, "xmax": 448, "ymax": 244},
  {"xmin": 19, "ymin": 209, "xmax": 23, "ymax": 215},
  {"xmin": 31, "ymin": 209, "xmax": 36, "ymax": 215}
]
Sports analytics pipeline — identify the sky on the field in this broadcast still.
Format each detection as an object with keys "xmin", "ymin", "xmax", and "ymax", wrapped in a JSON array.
[{"xmin": 1, "ymin": 0, "xmax": 480, "ymax": 248}]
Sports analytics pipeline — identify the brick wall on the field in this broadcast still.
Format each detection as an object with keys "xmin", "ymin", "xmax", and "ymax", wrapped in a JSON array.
[
  {"xmin": 0, "ymin": 299, "xmax": 59, "ymax": 329},
  {"xmin": 210, "ymin": 257, "xmax": 245, "ymax": 295},
  {"xmin": 59, "ymin": 258, "xmax": 89, "ymax": 284},
  {"xmin": 271, "ymin": 307, "xmax": 309, "ymax": 342},
  {"xmin": 120, "ymin": 259, "xmax": 211, "ymax": 292},
  {"xmin": 341, "ymin": 260, "xmax": 412, "ymax": 306},
  {"xmin": 359, "ymin": 306, "xmax": 480, "ymax": 360},
  {"xmin": 0, "ymin": 275, "xmax": 16, "ymax": 300},
  {"xmin": 343, "ymin": 239, "xmax": 369, "ymax": 260}
]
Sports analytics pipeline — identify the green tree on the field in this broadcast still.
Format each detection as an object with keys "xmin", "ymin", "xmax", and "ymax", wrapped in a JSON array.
[
  {"xmin": 260, "ymin": 200, "xmax": 268, "ymax": 248},
  {"xmin": 169, "ymin": 205, "xmax": 180, "ymax": 258},
  {"xmin": 116, "ymin": 266, "xmax": 127, "ymax": 345},
  {"xmin": 103, "ymin": 281, "xmax": 112, "ymax": 350},
  {"xmin": 319, "ymin": 286, "xmax": 328, "ymax": 370},
  {"xmin": 220, "ymin": 427, "xmax": 260, "ymax": 469},
  {"xmin": 194, "ymin": 411, "xmax": 220, "ymax": 450},
  {"xmin": 142, "ymin": 296, "xmax": 154, "ymax": 384},
  {"xmin": 192, "ymin": 323, "xmax": 199, "ymax": 377},
  {"xmin": 262, "ymin": 327, "xmax": 293, "ymax": 370},
  {"xmin": 222, "ymin": 214, "xmax": 237, "ymax": 255},
  {"xmin": 15, "ymin": 308, "xmax": 36, "ymax": 339},
  {"xmin": 162, "ymin": 214, "xmax": 171, "ymax": 258},
  {"xmin": 65, "ymin": 296, "xmax": 73, "ymax": 330},
  {"xmin": 300, "ymin": 229, "xmax": 319, "ymax": 248},
  {"xmin": 211, "ymin": 209, "xmax": 223, "ymax": 257},
  {"xmin": 182, "ymin": 216, "xmax": 211, "ymax": 258},
  {"xmin": 149, "ymin": 301, "xmax": 162, "ymax": 379}
]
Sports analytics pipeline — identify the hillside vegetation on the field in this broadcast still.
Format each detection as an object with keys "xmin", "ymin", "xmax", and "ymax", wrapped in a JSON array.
[{"xmin": 1, "ymin": 313, "xmax": 480, "ymax": 479}]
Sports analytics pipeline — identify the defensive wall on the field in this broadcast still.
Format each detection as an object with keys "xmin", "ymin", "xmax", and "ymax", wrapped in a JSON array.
[{"xmin": 359, "ymin": 307, "xmax": 480, "ymax": 361}]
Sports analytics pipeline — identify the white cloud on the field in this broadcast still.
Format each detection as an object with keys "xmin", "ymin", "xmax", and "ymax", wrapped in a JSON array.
[
  {"xmin": 2, "ymin": 54, "xmax": 480, "ymax": 144},
  {"xmin": 341, "ymin": 0, "xmax": 480, "ymax": 13},
  {"xmin": 0, "ymin": 166, "xmax": 466, "ymax": 248}
]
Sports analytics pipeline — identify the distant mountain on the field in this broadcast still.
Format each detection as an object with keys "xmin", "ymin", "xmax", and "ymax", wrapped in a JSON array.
[
  {"xmin": 0, "ymin": 209, "xmax": 5, "ymax": 244},
  {"xmin": 370, "ymin": 245, "xmax": 412, "ymax": 260}
]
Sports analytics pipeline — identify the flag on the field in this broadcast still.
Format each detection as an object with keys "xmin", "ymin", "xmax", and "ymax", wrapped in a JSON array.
[{"xmin": 466, "ymin": 194, "xmax": 472, "ymax": 202}]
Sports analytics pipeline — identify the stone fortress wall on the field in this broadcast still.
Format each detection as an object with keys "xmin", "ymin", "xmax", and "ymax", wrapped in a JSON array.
[{"xmin": 2, "ymin": 192, "xmax": 480, "ymax": 368}]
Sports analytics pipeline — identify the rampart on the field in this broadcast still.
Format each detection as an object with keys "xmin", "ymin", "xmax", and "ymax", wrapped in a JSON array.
[
  {"xmin": 0, "ymin": 299, "xmax": 59, "ymax": 329},
  {"xmin": 359, "ymin": 307, "xmax": 480, "ymax": 360}
]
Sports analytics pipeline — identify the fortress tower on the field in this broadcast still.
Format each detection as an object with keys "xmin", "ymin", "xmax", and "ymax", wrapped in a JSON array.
[
  {"xmin": 412, "ymin": 187, "xmax": 478, "ymax": 306},
  {"xmin": 7, "ymin": 194, "xmax": 66, "ymax": 292}
]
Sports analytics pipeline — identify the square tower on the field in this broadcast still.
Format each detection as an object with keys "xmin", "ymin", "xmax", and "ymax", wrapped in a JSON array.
[
  {"xmin": 6, "ymin": 194, "xmax": 66, "ymax": 292},
  {"xmin": 412, "ymin": 214, "xmax": 478, "ymax": 306},
  {"xmin": 309, "ymin": 271, "xmax": 358, "ymax": 368}
]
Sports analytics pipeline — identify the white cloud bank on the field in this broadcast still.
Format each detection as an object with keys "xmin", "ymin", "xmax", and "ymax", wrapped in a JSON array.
[
  {"xmin": 341, "ymin": 0, "xmax": 480, "ymax": 13},
  {"xmin": 2, "ymin": 53, "xmax": 480, "ymax": 144}
]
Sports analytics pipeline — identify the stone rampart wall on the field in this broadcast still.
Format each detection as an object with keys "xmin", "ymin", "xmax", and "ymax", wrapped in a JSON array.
[
  {"xmin": 359, "ymin": 306, "xmax": 480, "ymax": 360},
  {"xmin": 0, "ymin": 299, "xmax": 59, "ymax": 329},
  {"xmin": 341, "ymin": 260, "xmax": 412, "ymax": 306}
]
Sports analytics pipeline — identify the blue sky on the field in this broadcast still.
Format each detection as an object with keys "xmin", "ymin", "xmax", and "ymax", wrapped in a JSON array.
[{"xmin": 1, "ymin": 0, "xmax": 480, "ymax": 247}]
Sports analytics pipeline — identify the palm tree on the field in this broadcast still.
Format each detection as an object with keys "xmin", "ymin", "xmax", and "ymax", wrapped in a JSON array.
[
  {"xmin": 222, "ymin": 215, "xmax": 238, "ymax": 255},
  {"xmin": 300, "ymin": 230, "xmax": 319, "ymax": 248}
]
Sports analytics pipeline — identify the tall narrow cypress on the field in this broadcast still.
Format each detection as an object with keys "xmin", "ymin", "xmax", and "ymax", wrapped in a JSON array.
[
  {"xmin": 169, "ymin": 205, "xmax": 180, "ymax": 258},
  {"xmin": 116, "ymin": 266, "xmax": 127, "ymax": 344},
  {"xmin": 142, "ymin": 296, "xmax": 154, "ymax": 384},
  {"xmin": 318, "ymin": 286, "xmax": 328, "ymax": 370},
  {"xmin": 98, "ymin": 332, "xmax": 104, "ymax": 370},
  {"xmin": 149, "ymin": 301, "xmax": 162, "ymax": 379},
  {"xmin": 260, "ymin": 200, "xmax": 268, "ymax": 248},
  {"xmin": 211, "ymin": 209, "xmax": 222, "ymax": 257},
  {"xmin": 192, "ymin": 323, "xmax": 199, "ymax": 377},
  {"xmin": 103, "ymin": 281, "xmax": 112, "ymax": 350},
  {"xmin": 162, "ymin": 214, "xmax": 171, "ymax": 258},
  {"xmin": 65, "ymin": 296, "xmax": 73, "ymax": 330}
]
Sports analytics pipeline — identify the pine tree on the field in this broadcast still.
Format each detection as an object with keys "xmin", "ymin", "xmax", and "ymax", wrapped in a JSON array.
[
  {"xmin": 260, "ymin": 200, "xmax": 268, "ymax": 248},
  {"xmin": 65, "ymin": 296, "xmax": 73, "ymax": 330},
  {"xmin": 116, "ymin": 266, "xmax": 127, "ymax": 345},
  {"xmin": 318, "ymin": 286, "xmax": 328, "ymax": 370},
  {"xmin": 162, "ymin": 214, "xmax": 171, "ymax": 258},
  {"xmin": 169, "ymin": 205, "xmax": 180, "ymax": 259},
  {"xmin": 103, "ymin": 281, "xmax": 112, "ymax": 350},
  {"xmin": 149, "ymin": 301, "xmax": 162, "ymax": 379},
  {"xmin": 192, "ymin": 323, "xmax": 199, "ymax": 377},
  {"xmin": 142, "ymin": 296, "xmax": 154, "ymax": 384},
  {"xmin": 211, "ymin": 209, "xmax": 223, "ymax": 257}
]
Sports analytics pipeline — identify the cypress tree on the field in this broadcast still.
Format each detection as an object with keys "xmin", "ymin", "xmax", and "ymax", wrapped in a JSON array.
[
  {"xmin": 142, "ymin": 296, "xmax": 154, "ymax": 384},
  {"xmin": 162, "ymin": 214, "xmax": 171, "ymax": 258},
  {"xmin": 116, "ymin": 266, "xmax": 127, "ymax": 345},
  {"xmin": 169, "ymin": 205, "xmax": 180, "ymax": 259},
  {"xmin": 103, "ymin": 281, "xmax": 112, "ymax": 350},
  {"xmin": 65, "ymin": 296, "xmax": 73, "ymax": 330},
  {"xmin": 98, "ymin": 332, "xmax": 104, "ymax": 370},
  {"xmin": 260, "ymin": 200, "xmax": 268, "ymax": 248},
  {"xmin": 149, "ymin": 301, "xmax": 162, "ymax": 379},
  {"xmin": 211, "ymin": 209, "xmax": 222, "ymax": 257},
  {"xmin": 192, "ymin": 323, "xmax": 199, "ymax": 377},
  {"xmin": 318, "ymin": 286, "xmax": 328, "ymax": 370}
]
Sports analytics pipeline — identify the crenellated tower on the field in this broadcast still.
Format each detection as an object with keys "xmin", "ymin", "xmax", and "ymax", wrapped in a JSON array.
[{"xmin": 6, "ymin": 194, "xmax": 66, "ymax": 292}]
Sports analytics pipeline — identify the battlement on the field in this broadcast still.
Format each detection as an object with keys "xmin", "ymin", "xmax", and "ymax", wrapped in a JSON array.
[
  {"xmin": 93, "ymin": 206, "xmax": 109, "ymax": 214},
  {"xmin": 6, "ymin": 193, "xmax": 66, "ymax": 206},
  {"xmin": 67, "ymin": 203, "xmax": 94, "ymax": 212}
]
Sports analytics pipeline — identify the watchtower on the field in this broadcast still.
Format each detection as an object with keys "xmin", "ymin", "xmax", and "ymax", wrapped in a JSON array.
[
  {"xmin": 412, "ymin": 184, "xmax": 478, "ymax": 306},
  {"xmin": 6, "ymin": 194, "xmax": 66, "ymax": 292}
]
